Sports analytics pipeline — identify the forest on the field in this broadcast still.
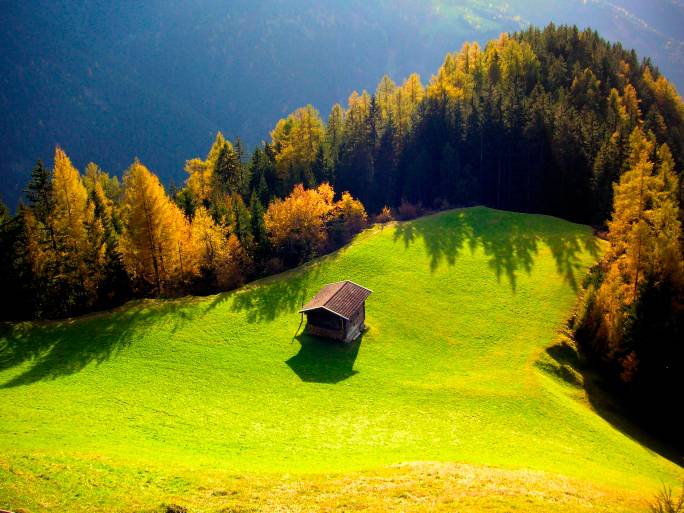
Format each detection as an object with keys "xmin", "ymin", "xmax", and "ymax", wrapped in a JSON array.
[{"xmin": 1, "ymin": 24, "xmax": 683, "ymax": 446}]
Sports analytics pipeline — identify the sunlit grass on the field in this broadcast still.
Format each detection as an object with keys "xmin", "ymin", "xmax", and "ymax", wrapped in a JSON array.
[{"xmin": 1, "ymin": 207, "xmax": 681, "ymax": 512}]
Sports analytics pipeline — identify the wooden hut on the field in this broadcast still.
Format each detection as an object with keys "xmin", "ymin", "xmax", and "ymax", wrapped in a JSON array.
[{"xmin": 299, "ymin": 281, "xmax": 372, "ymax": 342}]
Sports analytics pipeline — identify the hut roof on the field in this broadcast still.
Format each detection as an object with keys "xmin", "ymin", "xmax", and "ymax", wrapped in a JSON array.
[{"xmin": 299, "ymin": 280, "xmax": 372, "ymax": 320}]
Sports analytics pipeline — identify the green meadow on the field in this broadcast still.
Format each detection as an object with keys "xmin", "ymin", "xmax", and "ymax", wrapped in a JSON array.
[{"xmin": 1, "ymin": 207, "xmax": 681, "ymax": 512}]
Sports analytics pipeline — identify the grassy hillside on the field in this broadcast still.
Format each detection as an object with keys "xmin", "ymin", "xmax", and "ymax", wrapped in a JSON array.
[{"xmin": 0, "ymin": 207, "xmax": 681, "ymax": 512}]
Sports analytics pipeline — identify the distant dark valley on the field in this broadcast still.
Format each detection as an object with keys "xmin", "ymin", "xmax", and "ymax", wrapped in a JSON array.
[{"xmin": 2, "ymin": 0, "xmax": 684, "ymax": 208}]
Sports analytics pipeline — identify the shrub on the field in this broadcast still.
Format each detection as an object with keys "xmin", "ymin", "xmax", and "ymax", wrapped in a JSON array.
[
  {"xmin": 375, "ymin": 206, "xmax": 393, "ymax": 224},
  {"xmin": 649, "ymin": 482, "xmax": 684, "ymax": 513},
  {"xmin": 397, "ymin": 199, "xmax": 420, "ymax": 220}
]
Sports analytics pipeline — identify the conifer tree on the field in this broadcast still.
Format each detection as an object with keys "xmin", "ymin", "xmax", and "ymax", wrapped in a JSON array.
[
  {"xmin": 88, "ymin": 176, "xmax": 130, "ymax": 306},
  {"xmin": 190, "ymin": 206, "xmax": 245, "ymax": 289},
  {"xmin": 120, "ymin": 159, "xmax": 184, "ymax": 294},
  {"xmin": 230, "ymin": 193, "xmax": 252, "ymax": 248},
  {"xmin": 594, "ymin": 129, "xmax": 683, "ymax": 355},
  {"xmin": 22, "ymin": 160, "xmax": 57, "ymax": 296},
  {"xmin": 376, "ymin": 75, "xmax": 396, "ymax": 123},
  {"xmin": 325, "ymin": 103, "xmax": 345, "ymax": 166},
  {"xmin": 24, "ymin": 160, "xmax": 53, "ymax": 226},
  {"xmin": 185, "ymin": 132, "xmax": 230, "ymax": 207},
  {"xmin": 249, "ymin": 192, "xmax": 267, "ymax": 261},
  {"xmin": 213, "ymin": 142, "xmax": 241, "ymax": 196},
  {"xmin": 49, "ymin": 147, "xmax": 104, "ymax": 308}
]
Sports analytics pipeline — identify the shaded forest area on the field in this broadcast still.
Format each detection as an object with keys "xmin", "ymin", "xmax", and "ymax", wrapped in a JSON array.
[{"xmin": 1, "ymin": 24, "xmax": 683, "ymax": 450}]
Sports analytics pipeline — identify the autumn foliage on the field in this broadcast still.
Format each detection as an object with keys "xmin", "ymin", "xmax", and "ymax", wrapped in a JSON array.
[
  {"xmin": 5, "ymin": 140, "xmax": 366, "ymax": 318},
  {"xmin": 1, "ymin": 26, "xmax": 683, "ymax": 430},
  {"xmin": 264, "ymin": 183, "xmax": 367, "ymax": 265}
]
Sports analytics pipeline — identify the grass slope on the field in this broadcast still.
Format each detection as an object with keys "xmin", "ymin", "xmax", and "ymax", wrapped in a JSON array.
[{"xmin": 0, "ymin": 207, "xmax": 681, "ymax": 512}]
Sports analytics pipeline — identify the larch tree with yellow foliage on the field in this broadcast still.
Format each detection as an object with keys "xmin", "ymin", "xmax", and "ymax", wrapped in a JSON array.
[
  {"xmin": 592, "ymin": 128, "xmax": 683, "ymax": 371},
  {"xmin": 190, "ymin": 206, "xmax": 246, "ymax": 289},
  {"xmin": 185, "ymin": 132, "xmax": 232, "ymax": 207},
  {"xmin": 270, "ymin": 105, "xmax": 325, "ymax": 188},
  {"xmin": 120, "ymin": 159, "xmax": 188, "ymax": 294},
  {"xmin": 26, "ymin": 147, "xmax": 106, "ymax": 311}
]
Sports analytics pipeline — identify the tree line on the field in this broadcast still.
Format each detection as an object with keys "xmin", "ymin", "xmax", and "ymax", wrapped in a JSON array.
[
  {"xmin": 1, "ymin": 24, "xmax": 683, "ymax": 437},
  {"xmin": 0, "ymin": 141, "xmax": 367, "ymax": 320}
]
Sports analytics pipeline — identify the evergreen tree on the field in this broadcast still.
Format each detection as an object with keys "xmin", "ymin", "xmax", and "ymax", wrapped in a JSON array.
[
  {"xmin": 24, "ymin": 160, "xmax": 53, "ymax": 225},
  {"xmin": 373, "ymin": 116, "xmax": 397, "ymax": 209},
  {"xmin": 46, "ymin": 148, "xmax": 104, "ymax": 312},
  {"xmin": 311, "ymin": 145, "xmax": 330, "ymax": 185},
  {"xmin": 249, "ymin": 192, "xmax": 268, "ymax": 262},
  {"xmin": 213, "ymin": 142, "xmax": 242, "ymax": 196}
]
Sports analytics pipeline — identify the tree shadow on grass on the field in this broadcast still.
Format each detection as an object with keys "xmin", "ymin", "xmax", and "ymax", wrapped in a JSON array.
[
  {"xmin": 216, "ymin": 248, "xmax": 347, "ymax": 323},
  {"xmin": 393, "ymin": 207, "xmax": 599, "ymax": 292},
  {"xmin": 226, "ymin": 269, "xmax": 319, "ymax": 324},
  {"xmin": 542, "ymin": 339, "xmax": 683, "ymax": 467},
  {"xmin": 286, "ymin": 332, "xmax": 362, "ymax": 384},
  {"xmin": 0, "ymin": 300, "xmax": 199, "ymax": 388}
]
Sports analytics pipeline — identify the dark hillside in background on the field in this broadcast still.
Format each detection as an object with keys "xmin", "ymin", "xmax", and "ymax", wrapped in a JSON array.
[{"xmin": 1, "ymin": 0, "xmax": 683, "ymax": 208}]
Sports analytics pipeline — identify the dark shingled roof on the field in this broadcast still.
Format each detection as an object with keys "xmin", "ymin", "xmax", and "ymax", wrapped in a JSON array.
[{"xmin": 299, "ymin": 281, "xmax": 372, "ymax": 320}]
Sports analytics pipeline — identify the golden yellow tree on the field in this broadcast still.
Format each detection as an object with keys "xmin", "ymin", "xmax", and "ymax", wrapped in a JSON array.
[
  {"xmin": 264, "ymin": 183, "xmax": 335, "ymax": 262},
  {"xmin": 596, "ymin": 130, "xmax": 654, "ymax": 346},
  {"xmin": 270, "ymin": 105, "xmax": 325, "ymax": 182},
  {"xmin": 172, "ymin": 203, "xmax": 197, "ymax": 286},
  {"xmin": 427, "ymin": 41, "xmax": 484, "ymax": 106},
  {"xmin": 594, "ymin": 129, "xmax": 683, "ymax": 352},
  {"xmin": 375, "ymin": 75, "xmax": 396, "ymax": 123},
  {"xmin": 185, "ymin": 158, "xmax": 212, "ymax": 205},
  {"xmin": 326, "ymin": 191, "xmax": 368, "ymax": 245},
  {"xmin": 120, "ymin": 159, "xmax": 186, "ymax": 294},
  {"xmin": 650, "ymin": 143, "xmax": 683, "ymax": 285},
  {"xmin": 185, "ymin": 132, "xmax": 229, "ymax": 205},
  {"xmin": 49, "ymin": 147, "xmax": 105, "ymax": 302},
  {"xmin": 190, "ymin": 206, "xmax": 245, "ymax": 288},
  {"xmin": 622, "ymin": 84, "xmax": 642, "ymax": 131},
  {"xmin": 334, "ymin": 191, "xmax": 368, "ymax": 235}
]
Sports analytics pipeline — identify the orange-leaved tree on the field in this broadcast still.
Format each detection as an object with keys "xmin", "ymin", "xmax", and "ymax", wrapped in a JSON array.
[
  {"xmin": 120, "ymin": 159, "xmax": 190, "ymax": 294},
  {"xmin": 23, "ymin": 147, "xmax": 106, "ymax": 312},
  {"xmin": 263, "ymin": 183, "xmax": 335, "ymax": 265},
  {"xmin": 592, "ymin": 128, "xmax": 683, "ymax": 375}
]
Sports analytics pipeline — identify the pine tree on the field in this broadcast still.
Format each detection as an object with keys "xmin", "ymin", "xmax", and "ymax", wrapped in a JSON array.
[
  {"xmin": 231, "ymin": 193, "xmax": 252, "ymax": 248},
  {"xmin": 89, "ymin": 179, "xmax": 130, "ymax": 306},
  {"xmin": 373, "ymin": 116, "xmax": 397, "ymax": 209},
  {"xmin": 213, "ymin": 142, "xmax": 241, "ymax": 196},
  {"xmin": 311, "ymin": 145, "xmax": 330, "ymax": 185},
  {"xmin": 325, "ymin": 103, "xmax": 345, "ymax": 167},
  {"xmin": 249, "ymin": 192, "xmax": 267, "ymax": 261},
  {"xmin": 24, "ymin": 160, "xmax": 53, "ymax": 225},
  {"xmin": 22, "ymin": 160, "xmax": 57, "ymax": 290}
]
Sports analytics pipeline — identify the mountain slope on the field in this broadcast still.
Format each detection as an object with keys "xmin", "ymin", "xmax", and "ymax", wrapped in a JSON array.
[
  {"xmin": 2, "ymin": 0, "xmax": 684, "ymax": 207},
  {"xmin": 0, "ymin": 207, "xmax": 681, "ymax": 512}
]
